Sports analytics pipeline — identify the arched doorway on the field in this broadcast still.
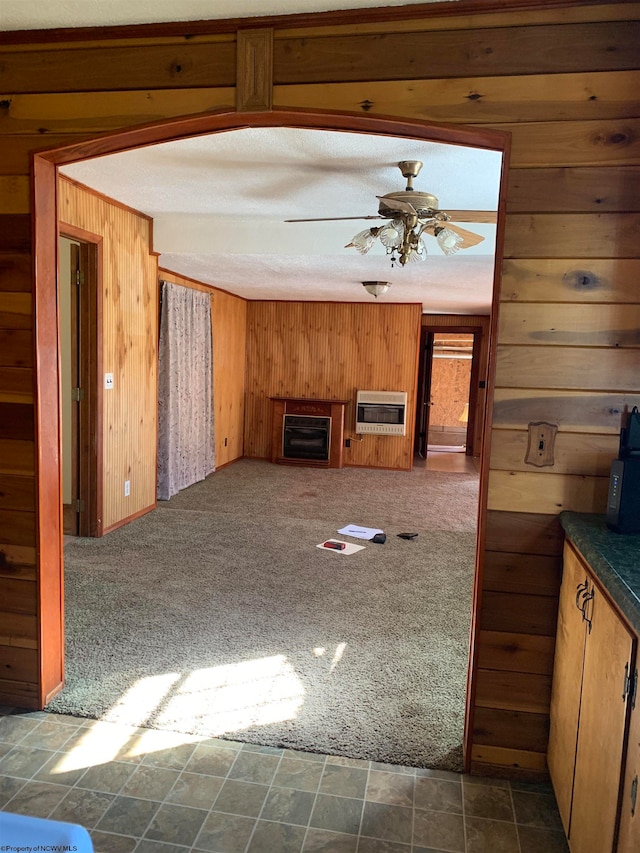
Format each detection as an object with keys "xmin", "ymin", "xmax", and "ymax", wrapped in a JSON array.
[{"xmin": 33, "ymin": 108, "xmax": 510, "ymax": 768}]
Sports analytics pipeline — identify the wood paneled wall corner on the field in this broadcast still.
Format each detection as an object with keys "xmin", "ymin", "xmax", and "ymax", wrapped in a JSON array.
[{"xmin": 58, "ymin": 177, "xmax": 158, "ymax": 533}]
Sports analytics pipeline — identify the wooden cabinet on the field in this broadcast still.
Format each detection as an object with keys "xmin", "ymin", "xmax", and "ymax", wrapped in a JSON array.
[
  {"xmin": 548, "ymin": 543, "xmax": 588, "ymax": 833},
  {"xmin": 548, "ymin": 540, "xmax": 636, "ymax": 853},
  {"xmin": 618, "ymin": 696, "xmax": 640, "ymax": 853}
]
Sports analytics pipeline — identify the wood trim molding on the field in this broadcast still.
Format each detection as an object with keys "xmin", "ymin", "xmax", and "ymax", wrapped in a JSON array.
[
  {"xmin": 0, "ymin": 0, "xmax": 630, "ymax": 44},
  {"xmin": 35, "ymin": 108, "xmax": 510, "ymax": 167},
  {"xmin": 58, "ymin": 222, "xmax": 103, "ymax": 246},
  {"xmin": 237, "ymin": 29, "xmax": 274, "ymax": 113},
  {"xmin": 159, "ymin": 267, "xmax": 249, "ymax": 301},
  {"xmin": 101, "ymin": 503, "xmax": 156, "ymax": 536},
  {"xmin": 32, "ymin": 155, "xmax": 65, "ymax": 707}
]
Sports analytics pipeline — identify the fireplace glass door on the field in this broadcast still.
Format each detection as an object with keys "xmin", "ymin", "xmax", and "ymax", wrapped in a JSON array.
[{"xmin": 282, "ymin": 415, "xmax": 331, "ymax": 461}]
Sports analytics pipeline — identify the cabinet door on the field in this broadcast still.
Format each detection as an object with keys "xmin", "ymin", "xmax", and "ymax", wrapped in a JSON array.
[
  {"xmin": 615, "ymin": 673, "xmax": 640, "ymax": 853},
  {"xmin": 569, "ymin": 579, "xmax": 635, "ymax": 853},
  {"xmin": 547, "ymin": 542, "xmax": 589, "ymax": 834}
]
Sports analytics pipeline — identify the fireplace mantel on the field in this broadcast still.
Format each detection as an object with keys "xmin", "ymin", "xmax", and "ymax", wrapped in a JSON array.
[{"xmin": 270, "ymin": 397, "xmax": 349, "ymax": 468}]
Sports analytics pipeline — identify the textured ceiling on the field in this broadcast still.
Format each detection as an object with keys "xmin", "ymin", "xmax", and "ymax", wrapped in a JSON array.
[
  {"xmin": 0, "ymin": 0, "xmax": 459, "ymax": 31},
  {"xmin": 60, "ymin": 127, "xmax": 502, "ymax": 312}
]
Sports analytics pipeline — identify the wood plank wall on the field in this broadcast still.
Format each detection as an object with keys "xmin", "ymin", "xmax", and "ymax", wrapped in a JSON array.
[
  {"xmin": 58, "ymin": 177, "xmax": 158, "ymax": 532},
  {"xmin": 0, "ymin": 126, "xmax": 40, "ymax": 702},
  {"xmin": 0, "ymin": 1, "xmax": 637, "ymax": 777},
  {"xmin": 158, "ymin": 269, "xmax": 248, "ymax": 468},
  {"xmin": 244, "ymin": 301, "xmax": 422, "ymax": 469}
]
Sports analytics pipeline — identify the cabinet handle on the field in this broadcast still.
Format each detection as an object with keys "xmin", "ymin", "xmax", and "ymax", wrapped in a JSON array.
[
  {"xmin": 631, "ymin": 774, "xmax": 638, "ymax": 817},
  {"xmin": 575, "ymin": 578, "xmax": 589, "ymax": 610},
  {"xmin": 581, "ymin": 587, "xmax": 594, "ymax": 633}
]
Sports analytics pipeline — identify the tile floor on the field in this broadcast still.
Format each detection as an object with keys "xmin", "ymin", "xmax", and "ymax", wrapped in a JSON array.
[{"xmin": 0, "ymin": 710, "xmax": 569, "ymax": 853}]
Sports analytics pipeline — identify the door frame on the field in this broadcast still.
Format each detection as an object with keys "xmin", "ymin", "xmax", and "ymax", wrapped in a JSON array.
[
  {"xmin": 414, "ymin": 327, "xmax": 435, "ymax": 459},
  {"xmin": 60, "ymin": 238, "xmax": 81, "ymax": 537},
  {"xmin": 58, "ymin": 227, "xmax": 103, "ymax": 538},
  {"xmin": 418, "ymin": 323, "xmax": 486, "ymax": 458},
  {"xmin": 31, "ymin": 108, "xmax": 511, "ymax": 766}
]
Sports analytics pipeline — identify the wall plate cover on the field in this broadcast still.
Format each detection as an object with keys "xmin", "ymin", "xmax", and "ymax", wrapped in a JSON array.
[
  {"xmin": 104, "ymin": 373, "xmax": 114, "ymax": 390},
  {"xmin": 525, "ymin": 421, "xmax": 558, "ymax": 467}
]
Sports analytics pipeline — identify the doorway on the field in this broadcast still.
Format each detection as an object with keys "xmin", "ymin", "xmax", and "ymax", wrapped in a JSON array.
[
  {"xmin": 428, "ymin": 333, "xmax": 474, "ymax": 452},
  {"xmin": 32, "ymin": 110, "xmax": 510, "ymax": 769},
  {"xmin": 415, "ymin": 320, "xmax": 488, "ymax": 474},
  {"xmin": 58, "ymin": 231, "xmax": 102, "ymax": 538}
]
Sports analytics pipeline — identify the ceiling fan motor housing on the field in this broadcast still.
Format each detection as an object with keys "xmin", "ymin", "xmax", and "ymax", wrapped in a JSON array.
[
  {"xmin": 378, "ymin": 160, "xmax": 440, "ymax": 217},
  {"xmin": 378, "ymin": 190, "xmax": 440, "ymax": 218}
]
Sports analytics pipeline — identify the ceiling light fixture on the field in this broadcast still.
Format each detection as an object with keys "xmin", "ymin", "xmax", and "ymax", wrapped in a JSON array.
[
  {"xmin": 362, "ymin": 281, "xmax": 390, "ymax": 298},
  {"xmin": 347, "ymin": 161, "xmax": 466, "ymax": 268}
]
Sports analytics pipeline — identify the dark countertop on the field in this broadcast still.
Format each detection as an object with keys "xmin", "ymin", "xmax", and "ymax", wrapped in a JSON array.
[{"xmin": 560, "ymin": 512, "xmax": 640, "ymax": 636}]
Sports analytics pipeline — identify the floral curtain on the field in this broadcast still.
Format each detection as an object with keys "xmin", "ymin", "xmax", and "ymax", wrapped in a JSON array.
[{"xmin": 157, "ymin": 281, "xmax": 214, "ymax": 500}]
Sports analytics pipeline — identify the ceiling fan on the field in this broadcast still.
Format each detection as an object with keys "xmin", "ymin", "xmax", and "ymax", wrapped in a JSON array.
[{"xmin": 286, "ymin": 160, "xmax": 497, "ymax": 267}]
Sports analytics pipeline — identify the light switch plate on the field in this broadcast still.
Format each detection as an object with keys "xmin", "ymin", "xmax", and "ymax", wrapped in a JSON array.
[
  {"xmin": 104, "ymin": 373, "xmax": 114, "ymax": 390},
  {"xmin": 525, "ymin": 421, "xmax": 558, "ymax": 467}
]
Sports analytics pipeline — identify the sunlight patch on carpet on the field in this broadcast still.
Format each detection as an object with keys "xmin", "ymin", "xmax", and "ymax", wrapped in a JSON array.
[
  {"xmin": 98, "ymin": 656, "xmax": 306, "ymax": 736},
  {"xmin": 104, "ymin": 672, "xmax": 182, "ymax": 726}
]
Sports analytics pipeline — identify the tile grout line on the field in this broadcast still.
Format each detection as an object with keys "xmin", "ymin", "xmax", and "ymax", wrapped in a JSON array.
[
  {"xmin": 240, "ymin": 747, "xmax": 289, "ymax": 853},
  {"xmin": 1, "ymin": 715, "xmax": 72, "ymax": 816},
  {"xmin": 4, "ymin": 716, "xmax": 78, "ymax": 818},
  {"xmin": 298, "ymin": 757, "xmax": 325, "ymax": 853},
  {"xmin": 353, "ymin": 759, "xmax": 373, "ymax": 853},
  {"xmin": 409, "ymin": 767, "xmax": 416, "ymax": 853},
  {"xmin": 508, "ymin": 781, "xmax": 523, "ymax": 853},
  {"xmin": 127, "ymin": 736, "xmax": 201, "ymax": 853},
  {"xmin": 187, "ymin": 738, "xmax": 248, "ymax": 853},
  {"xmin": 0, "ymin": 714, "xmax": 45, "ymax": 808},
  {"xmin": 53, "ymin": 719, "xmax": 154, "ymax": 835},
  {"xmin": 157, "ymin": 739, "xmax": 218, "ymax": 853},
  {"xmin": 461, "ymin": 775, "xmax": 468, "ymax": 853}
]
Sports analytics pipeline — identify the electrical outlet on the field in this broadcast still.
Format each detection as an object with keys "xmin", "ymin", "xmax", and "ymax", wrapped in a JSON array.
[
  {"xmin": 104, "ymin": 372, "xmax": 114, "ymax": 390},
  {"xmin": 124, "ymin": 480, "xmax": 130, "ymax": 497}
]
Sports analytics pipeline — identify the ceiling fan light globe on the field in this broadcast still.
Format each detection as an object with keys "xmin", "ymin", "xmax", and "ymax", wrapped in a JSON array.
[
  {"xmin": 379, "ymin": 220, "xmax": 403, "ymax": 249},
  {"xmin": 346, "ymin": 228, "xmax": 378, "ymax": 255},
  {"xmin": 435, "ymin": 226, "xmax": 464, "ymax": 256},
  {"xmin": 407, "ymin": 246, "xmax": 427, "ymax": 263}
]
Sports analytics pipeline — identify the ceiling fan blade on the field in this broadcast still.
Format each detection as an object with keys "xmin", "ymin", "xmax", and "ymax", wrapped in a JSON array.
[
  {"xmin": 445, "ymin": 223, "xmax": 486, "ymax": 249},
  {"xmin": 285, "ymin": 215, "xmax": 384, "ymax": 223},
  {"xmin": 447, "ymin": 210, "xmax": 497, "ymax": 224},
  {"xmin": 376, "ymin": 195, "xmax": 418, "ymax": 216}
]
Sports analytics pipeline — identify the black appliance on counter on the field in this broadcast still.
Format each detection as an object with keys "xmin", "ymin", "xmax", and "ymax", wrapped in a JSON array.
[{"xmin": 606, "ymin": 406, "xmax": 640, "ymax": 534}]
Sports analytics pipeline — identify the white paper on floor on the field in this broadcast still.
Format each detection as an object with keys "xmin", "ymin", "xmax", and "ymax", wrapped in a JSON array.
[
  {"xmin": 337, "ymin": 523, "xmax": 383, "ymax": 540},
  {"xmin": 316, "ymin": 538, "xmax": 366, "ymax": 555}
]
